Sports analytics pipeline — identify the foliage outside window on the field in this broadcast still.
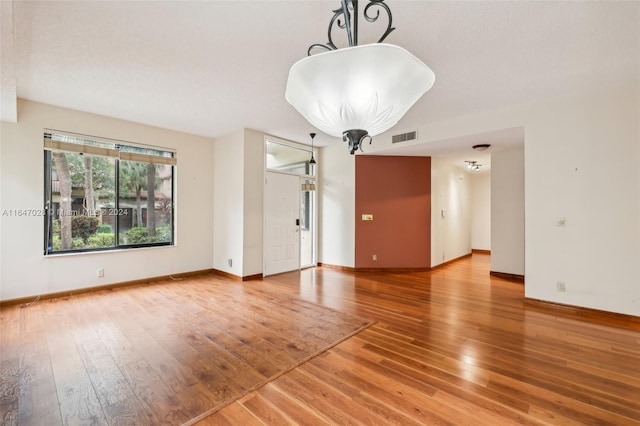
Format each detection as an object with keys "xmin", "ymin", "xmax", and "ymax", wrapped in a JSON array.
[{"xmin": 44, "ymin": 131, "xmax": 176, "ymax": 254}]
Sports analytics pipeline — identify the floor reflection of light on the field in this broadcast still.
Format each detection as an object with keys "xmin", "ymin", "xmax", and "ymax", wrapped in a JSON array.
[
  {"xmin": 299, "ymin": 268, "xmax": 359, "ymax": 313},
  {"xmin": 299, "ymin": 268, "xmax": 318, "ymax": 304},
  {"xmin": 459, "ymin": 345, "xmax": 484, "ymax": 384},
  {"xmin": 462, "ymin": 354, "xmax": 476, "ymax": 365},
  {"xmin": 461, "ymin": 368, "xmax": 476, "ymax": 383}
]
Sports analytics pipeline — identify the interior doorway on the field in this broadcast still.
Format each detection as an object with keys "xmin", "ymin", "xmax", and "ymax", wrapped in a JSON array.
[{"xmin": 264, "ymin": 138, "xmax": 317, "ymax": 276}]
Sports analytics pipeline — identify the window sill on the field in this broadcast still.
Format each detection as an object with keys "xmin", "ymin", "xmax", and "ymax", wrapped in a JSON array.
[{"xmin": 44, "ymin": 244, "xmax": 176, "ymax": 258}]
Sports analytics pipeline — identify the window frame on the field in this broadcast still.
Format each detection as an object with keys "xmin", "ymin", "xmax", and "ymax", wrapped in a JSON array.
[{"xmin": 43, "ymin": 131, "xmax": 176, "ymax": 255}]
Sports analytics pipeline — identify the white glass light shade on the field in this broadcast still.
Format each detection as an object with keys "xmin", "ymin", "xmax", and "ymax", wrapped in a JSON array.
[{"xmin": 285, "ymin": 43, "xmax": 435, "ymax": 138}]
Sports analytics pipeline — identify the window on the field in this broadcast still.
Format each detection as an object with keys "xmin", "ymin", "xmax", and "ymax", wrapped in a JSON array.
[
  {"xmin": 44, "ymin": 131, "xmax": 176, "ymax": 254},
  {"xmin": 300, "ymin": 180, "xmax": 316, "ymax": 231},
  {"xmin": 266, "ymin": 140, "xmax": 316, "ymax": 177}
]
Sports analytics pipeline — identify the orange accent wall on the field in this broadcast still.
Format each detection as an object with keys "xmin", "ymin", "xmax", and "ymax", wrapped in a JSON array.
[{"xmin": 355, "ymin": 156, "xmax": 431, "ymax": 268}]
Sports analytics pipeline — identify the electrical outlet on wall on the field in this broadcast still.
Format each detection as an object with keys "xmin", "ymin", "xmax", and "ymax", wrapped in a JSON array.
[
  {"xmin": 556, "ymin": 281, "xmax": 566, "ymax": 292},
  {"xmin": 228, "ymin": 258, "xmax": 233, "ymax": 267},
  {"xmin": 372, "ymin": 254, "xmax": 377, "ymax": 261}
]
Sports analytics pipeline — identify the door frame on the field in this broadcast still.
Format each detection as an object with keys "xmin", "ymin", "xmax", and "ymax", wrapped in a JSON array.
[{"xmin": 263, "ymin": 136, "xmax": 317, "ymax": 276}]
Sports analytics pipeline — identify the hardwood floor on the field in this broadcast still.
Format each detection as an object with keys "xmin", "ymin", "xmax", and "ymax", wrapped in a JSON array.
[
  {"xmin": 201, "ymin": 254, "xmax": 640, "ymax": 425},
  {"xmin": 2, "ymin": 254, "xmax": 640, "ymax": 425},
  {"xmin": 0, "ymin": 274, "xmax": 371, "ymax": 425}
]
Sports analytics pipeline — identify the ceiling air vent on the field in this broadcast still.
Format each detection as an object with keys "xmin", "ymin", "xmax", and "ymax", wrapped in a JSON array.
[{"xmin": 392, "ymin": 130, "xmax": 417, "ymax": 144}]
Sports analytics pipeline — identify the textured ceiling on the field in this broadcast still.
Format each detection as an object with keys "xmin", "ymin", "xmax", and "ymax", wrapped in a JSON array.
[
  {"xmin": 369, "ymin": 127, "xmax": 524, "ymax": 172},
  {"xmin": 3, "ymin": 1, "xmax": 639, "ymax": 156}
]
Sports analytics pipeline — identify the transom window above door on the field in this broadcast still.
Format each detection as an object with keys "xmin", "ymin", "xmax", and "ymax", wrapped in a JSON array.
[{"xmin": 266, "ymin": 140, "xmax": 316, "ymax": 177}]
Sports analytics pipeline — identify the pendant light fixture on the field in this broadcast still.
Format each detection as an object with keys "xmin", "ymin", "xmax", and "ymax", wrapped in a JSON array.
[
  {"xmin": 309, "ymin": 132, "xmax": 317, "ymax": 165},
  {"xmin": 285, "ymin": 0, "xmax": 435, "ymax": 155},
  {"xmin": 465, "ymin": 160, "xmax": 481, "ymax": 172}
]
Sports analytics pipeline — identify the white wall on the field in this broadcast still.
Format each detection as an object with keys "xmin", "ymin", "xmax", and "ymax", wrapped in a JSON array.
[
  {"xmin": 491, "ymin": 149, "xmax": 524, "ymax": 275},
  {"xmin": 243, "ymin": 129, "xmax": 265, "ymax": 276},
  {"xmin": 214, "ymin": 129, "xmax": 307, "ymax": 278},
  {"xmin": 212, "ymin": 128, "xmax": 265, "ymax": 278},
  {"xmin": 431, "ymin": 158, "xmax": 472, "ymax": 267},
  {"xmin": 0, "ymin": 108, "xmax": 3, "ymax": 288},
  {"xmin": 362, "ymin": 82, "xmax": 639, "ymax": 316},
  {"xmin": 212, "ymin": 130, "xmax": 244, "ymax": 276},
  {"xmin": 318, "ymin": 143, "xmax": 355, "ymax": 267},
  {"xmin": 524, "ymin": 86, "xmax": 639, "ymax": 314},
  {"xmin": 0, "ymin": 99, "xmax": 214, "ymax": 301},
  {"xmin": 471, "ymin": 172, "xmax": 491, "ymax": 251}
]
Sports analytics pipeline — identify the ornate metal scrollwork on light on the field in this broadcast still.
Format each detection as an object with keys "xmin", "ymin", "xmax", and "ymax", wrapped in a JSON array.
[
  {"xmin": 343, "ymin": 129, "xmax": 372, "ymax": 154},
  {"xmin": 285, "ymin": 0, "xmax": 435, "ymax": 156},
  {"xmin": 308, "ymin": 0, "xmax": 395, "ymax": 55}
]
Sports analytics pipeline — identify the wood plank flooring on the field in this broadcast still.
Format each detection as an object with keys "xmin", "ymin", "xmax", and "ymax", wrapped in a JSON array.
[
  {"xmin": 201, "ymin": 255, "xmax": 640, "ymax": 425},
  {"xmin": 2, "ymin": 254, "xmax": 639, "ymax": 425},
  {"xmin": 0, "ymin": 274, "xmax": 371, "ymax": 425}
]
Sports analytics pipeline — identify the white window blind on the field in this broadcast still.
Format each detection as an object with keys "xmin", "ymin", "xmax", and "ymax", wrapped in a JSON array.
[{"xmin": 44, "ymin": 130, "xmax": 177, "ymax": 166}]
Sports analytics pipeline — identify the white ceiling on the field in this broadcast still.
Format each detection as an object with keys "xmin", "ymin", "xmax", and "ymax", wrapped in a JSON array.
[
  {"xmin": 369, "ymin": 126, "xmax": 524, "ymax": 172},
  {"xmin": 2, "ymin": 1, "xmax": 639, "ymax": 165}
]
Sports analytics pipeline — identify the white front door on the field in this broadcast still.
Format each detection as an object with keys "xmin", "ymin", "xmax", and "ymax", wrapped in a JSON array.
[{"xmin": 264, "ymin": 172, "xmax": 300, "ymax": 276}]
